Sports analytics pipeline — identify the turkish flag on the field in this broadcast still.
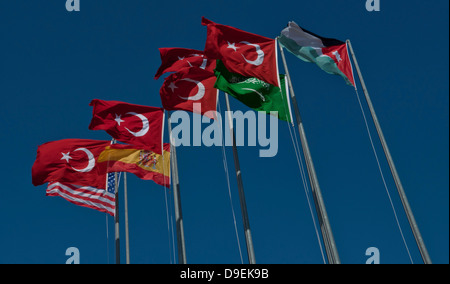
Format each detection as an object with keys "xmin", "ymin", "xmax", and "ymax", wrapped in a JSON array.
[
  {"xmin": 89, "ymin": 99, "xmax": 164, "ymax": 153},
  {"xmin": 159, "ymin": 67, "xmax": 218, "ymax": 119},
  {"xmin": 154, "ymin": 48, "xmax": 216, "ymax": 80},
  {"xmin": 32, "ymin": 139, "xmax": 111, "ymax": 189},
  {"xmin": 202, "ymin": 17, "xmax": 280, "ymax": 87}
]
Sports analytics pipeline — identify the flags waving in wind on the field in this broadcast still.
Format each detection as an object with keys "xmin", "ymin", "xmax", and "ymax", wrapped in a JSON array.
[
  {"xmin": 202, "ymin": 17, "xmax": 280, "ymax": 88},
  {"xmin": 159, "ymin": 67, "xmax": 218, "ymax": 119},
  {"xmin": 31, "ymin": 17, "xmax": 351, "ymax": 228},
  {"xmin": 46, "ymin": 179, "xmax": 116, "ymax": 216},
  {"xmin": 89, "ymin": 99, "xmax": 164, "ymax": 153},
  {"xmin": 33, "ymin": 98, "xmax": 169, "ymax": 215},
  {"xmin": 97, "ymin": 143, "xmax": 171, "ymax": 188},
  {"xmin": 214, "ymin": 60, "xmax": 292, "ymax": 122},
  {"xmin": 32, "ymin": 139, "xmax": 112, "ymax": 189},
  {"xmin": 278, "ymin": 21, "xmax": 355, "ymax": 86},
  {"xmin": 154, "ymin": 48, "xmax": 216, "ymax": 80},
  {"xmin": 155, "ymin": 46, "xmax": 219, "ymax": 119},
  {"xmin": 31, "ymin": 139, "xmax": 116, "ymax": 216}
]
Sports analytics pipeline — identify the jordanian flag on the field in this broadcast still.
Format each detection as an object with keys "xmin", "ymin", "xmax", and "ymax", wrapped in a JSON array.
[
  {"xmin": 279, "ymin": 21, "xmax": 355, "ymax": 87},
  {"xmin": 214, "ymin": 60, "xmax": 292, "ymax": 122}
]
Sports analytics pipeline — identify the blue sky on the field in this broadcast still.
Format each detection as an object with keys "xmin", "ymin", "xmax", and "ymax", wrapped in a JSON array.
[{"xmin": 0, "ymin": 0, "xmax": 448, "ymax": 264}]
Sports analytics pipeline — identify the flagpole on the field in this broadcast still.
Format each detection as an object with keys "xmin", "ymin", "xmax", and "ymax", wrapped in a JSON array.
[
  {"xmin": 278, "ymin": 41, "xmax": 340, "ymax": 264},
  {"xmin": 224, "ymin": 92, "xmax": 256, "ymax": 264},
  {"xmin": 167, "ymin": 111, "xmax": 187, "ymax": 264},
  {"xmin": 346, "ymin": 40, "xmax": 432, "ymax": 264},
  {"xmin": 112, "ymin": 140, "xmax": 120, "ymax": 265},
  {"xmin": 123, "ymin": 172, "xmax": 130, "ymax": 264}
]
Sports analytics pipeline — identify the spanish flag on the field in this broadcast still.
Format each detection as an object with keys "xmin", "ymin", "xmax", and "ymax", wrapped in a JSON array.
[{"xmin": 97, "ymin": 143, "xmax": 170, "ymax": 188}]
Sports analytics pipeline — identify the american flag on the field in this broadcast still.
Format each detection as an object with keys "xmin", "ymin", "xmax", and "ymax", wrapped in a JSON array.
[
  {"xmin": 107, "ymin": 172, "xmax": 116, "ymax": 195},
  {"xmin": 46, "ymin": 174, "xmax": 116, "ymax": 216}
]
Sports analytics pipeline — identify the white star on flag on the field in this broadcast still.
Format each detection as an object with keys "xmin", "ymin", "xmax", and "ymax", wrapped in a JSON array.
[
  {"xmin": 114, "ymin": 114, "xmax": 125, "ymax": 126},
  {"xmin": 168, "ymin": 82, "xmax": 178, "ymax": 93},
  {"xmin": 61, "ymin": 152, "xmax": 72, "ymax": 163},
  {"xmin": 227, "ymin": 42, "xmax": 238, "ymax": 52}
]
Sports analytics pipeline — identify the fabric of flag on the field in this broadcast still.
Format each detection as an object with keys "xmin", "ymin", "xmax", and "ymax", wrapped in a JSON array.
[
  {"xmin": 89, "ymin": 99, "xmax": 164, "ymax": 153},
  {"xmin": 31, "ymin": 139, "xmax": 111, "ymax": 189},
  {"xmin": 154, "ymin": 47, "xmax": 216, "ymax": 80},
  {"xmin": 278, "ymin": 21, "xmax": 355, "ymax": 86},
  {"xmin": 107, "ymin": 172, "xmax": 116, "ymax": 195},
  {"xmin": 159, "ymin": 67, "xmax": 218, "ymax": 119},
  {"xmin": 46, "ymin": 181, "xmax": 116, "ymax": 216},
  {"xmin": 97, "ymin": 143, "xmax": 171, "ymax": 188},
  {"xmin": 202, "ymin": 17, "xmax": 280, "ymax": 87},
  {"xmin": 214, "ymin": 60, "xmax": 293, "ymax": 122}
]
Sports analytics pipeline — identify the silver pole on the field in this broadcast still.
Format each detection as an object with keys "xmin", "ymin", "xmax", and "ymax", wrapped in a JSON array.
[
  {"xmin": 278, "ymin": 40, "xmax": 340, "ymax": 264},
  {"xmin": 224, "ymin": 93, "xmax": 256, "ymax": 264},
  {"xmin": 123, "ymin": 172, "xmax": 130, "ymax": 264},
  {"xmin": 111, "ymin": 139, "xmax": 120, "ymax": 264},
  {"xmin": 346, "ymin": 40, "xmax": 432, "ymax": 264},
  {"xmin": 167, "ymin": 111, "xmax": 187, "ymax": 264},
  {"xmin": 114, "ymin": 171, "xmax": 120, "ymax": 264}
]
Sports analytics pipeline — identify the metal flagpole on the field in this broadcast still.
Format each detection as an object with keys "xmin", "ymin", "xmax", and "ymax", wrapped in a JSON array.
[
  {"xmin": 278, "ymin": 41, "xmax": 341, "ymax": 264},
  {"xmin": 167, "ymin": 111, "xmax": 187, "ymax": 264},
  {"xmin": 114, "ymin": 171, "xmax": 120, "ymax": 264},
  {"xmin": 123, "ymin": 172, "xmax": 130, "ymax": 264},
  {"xmin": 346, "ymin": 40, "xmax": 432, "ymax": 264},
  {"xmin": 112, "ymin": 138, "xmax": 120, "ymax": 264},
  {"xmin": 224, "ymin": 92, "xmax": 256, "ymax": 264}
]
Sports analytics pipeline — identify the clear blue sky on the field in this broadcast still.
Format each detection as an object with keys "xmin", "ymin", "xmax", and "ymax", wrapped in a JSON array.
[{"xmin": 0, "ymin": 0, "xmax": 448, "ymax": 264}]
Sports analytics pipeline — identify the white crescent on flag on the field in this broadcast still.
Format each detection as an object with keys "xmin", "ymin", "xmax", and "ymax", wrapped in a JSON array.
[
  {"xmin": 241, "ymin": 87, "xmax": 266, "ymax": 102},
  {"xmin": 124, "ymin": 112, "xmax": 150, "ymax": 137},
  {"xmin": 178, "ymin": 78, "xmax": 205, "ymax": 101},
  {"xmin": 240, "ymin": 41, "xmax": 264, "ymax": 66},
  {"xmin": 71, "ymin": 148, "xmax": 95, "ymax": 173}
]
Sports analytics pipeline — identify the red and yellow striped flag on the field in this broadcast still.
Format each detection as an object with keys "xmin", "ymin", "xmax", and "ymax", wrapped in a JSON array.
[{"xmin": 98, "ymin": 143, "xmax": 170, "ymax": 188}]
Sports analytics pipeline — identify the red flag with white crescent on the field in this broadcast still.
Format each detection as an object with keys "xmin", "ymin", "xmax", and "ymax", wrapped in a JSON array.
[
  {"xmin": 202, "ymin": 17, "xmax": 280, "ymax": 87},
  {"xmin": 31, "ymin": 139, "xmax": 111, "ymax": 189},
  {"xmin": 88, "ymin": 99, "xmax": 164, "ymax": 153},
  {"xmin": 154, "ymin": 47, "xmax": 216, "ymax": 80},
  {"xmin": 159, "ymin": 67, "xmax": 218, "ymax": 119}
]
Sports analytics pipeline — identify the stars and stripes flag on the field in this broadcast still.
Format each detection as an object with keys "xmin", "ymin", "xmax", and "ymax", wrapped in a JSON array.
[
  {"xmin": 45, "ymin": 173, "xmax": 116, "ymax": 216},
  {"xmin": 32, "ymin": 138, "xmax": 116, "ymax": 216},
  {"xmin": 107, "ymin": 172, "xmax": 117, "ymax": 196}
]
